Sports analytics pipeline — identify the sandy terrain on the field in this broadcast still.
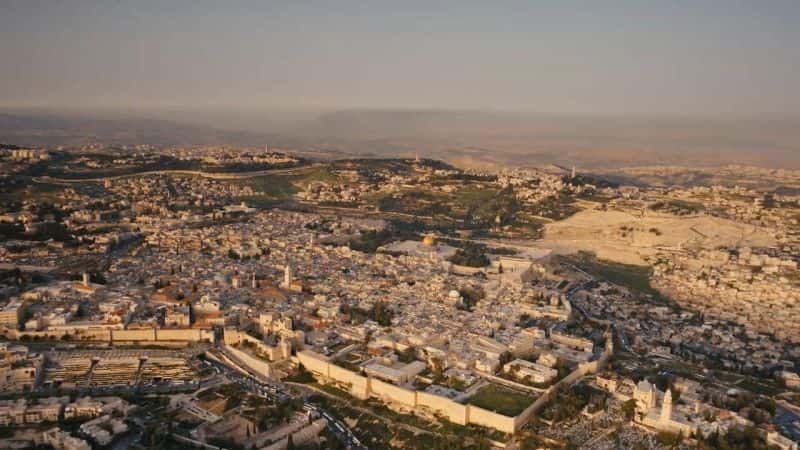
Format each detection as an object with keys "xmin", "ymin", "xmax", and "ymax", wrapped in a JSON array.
[{"xmin": 537, "ymin": 209, "xmax": 776, "ymax": 265}]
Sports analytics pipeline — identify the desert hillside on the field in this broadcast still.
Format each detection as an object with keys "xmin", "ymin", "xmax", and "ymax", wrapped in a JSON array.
[{"xmin": 538, "ymin": 209, "xmax": 776, "ymax": 265}]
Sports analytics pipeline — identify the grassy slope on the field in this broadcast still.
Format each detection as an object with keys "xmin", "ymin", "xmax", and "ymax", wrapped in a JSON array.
[
  {"xmin": 564, "ymin": 251, "xmax": 664, "ymax": 299},
  {"xmin": 466, "ymin": 384, "xmax": 535, "ymax": 417}
]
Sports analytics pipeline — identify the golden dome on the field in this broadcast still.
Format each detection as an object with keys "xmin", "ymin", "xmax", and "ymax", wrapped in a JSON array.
[{"xmin": 422, "ymin": 235, "xmax": 436, "ymax": 246}]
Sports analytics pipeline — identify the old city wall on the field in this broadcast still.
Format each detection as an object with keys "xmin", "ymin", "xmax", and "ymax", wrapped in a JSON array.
[
  {"xmin": 111, "ymin": 328, "xmax": 156, "ymax": 341},
  {"xmin": 416, "ymin": 391, "xmax": 468, "ymax": 425},
  {"xmin": 9, "ymin": 327, "xmax": 213, "ymax": 343},
  {"xmin": 297, "ymin": 350, "xmax": 330, "ymax": 378},
  {"xmin": 156, "ymin": 328, "xmax": 212, "ymax": 342},
  {"xmin": 110, "ymin": 328, "xmax": 212, "ymax": 343},
  {"xmin": 223, "ymin": 329, "xmax": 244, "ymax": 345},
  {"xmin": 297, "ymin": 350, "xmax": 523, "ymax": 434},
  {"xmin": 467, "ymin": 405, "xmax": 516, "ymax": 434},
  {"xmin": 78, "ymin": 328, "xmax": 112, "ymax": 341},
  {"xmin": 224, "ymin": 344, "xmax": 271, "ymax": 378},
  {"xmin": 327, "ymin": 363, "xmax": 370, "ymax": 399},
  {"xmin": 370, "ymin": 378, "xmax": 417, "ymax": 408}
]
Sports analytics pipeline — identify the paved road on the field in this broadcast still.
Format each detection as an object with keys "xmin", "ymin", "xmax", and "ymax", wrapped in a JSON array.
[{"xmin": 32, "ymin": 163, "xmax": 323, "ymax": 183}]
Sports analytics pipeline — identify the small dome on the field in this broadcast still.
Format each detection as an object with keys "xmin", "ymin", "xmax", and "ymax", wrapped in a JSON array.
[{"xmin": 422, "ymin": 235, "xmax": 436, "ymax": 246}]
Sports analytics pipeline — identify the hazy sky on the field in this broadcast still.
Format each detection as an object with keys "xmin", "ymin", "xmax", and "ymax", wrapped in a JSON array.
[{"xmin": 1, "ymin": 0, "xmax": 799, "ymax": 116}]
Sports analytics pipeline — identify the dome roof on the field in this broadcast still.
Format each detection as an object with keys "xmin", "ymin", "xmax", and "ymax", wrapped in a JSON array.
[{"xmin": 637, "ymin": 380, "xmax": 653, "ymax": 392}]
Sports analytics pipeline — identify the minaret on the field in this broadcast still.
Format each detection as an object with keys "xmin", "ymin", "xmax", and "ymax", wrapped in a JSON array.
[
  {"xmin": 282, "ymin": 264, "xmax": 292, "ymax": 289},
  {"xmin": 661, "ymin": 389, "xmax": 673, "ymax": 423},
  {"xmin": 251, "ymin": 273, "xmax": 257, "ymax": 289},
  {"xmin": 82, "ymin": 272, "xmax": 90, "ymax": 287},
  {"xmin": 571, "ymin": 165, "xmax": 576, "ymax": 179}
]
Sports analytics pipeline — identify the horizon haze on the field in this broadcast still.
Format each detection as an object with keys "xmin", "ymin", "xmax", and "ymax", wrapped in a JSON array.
[{"xmin": 2, "ymin": 1, "xmax": 800, "ymax": 168}]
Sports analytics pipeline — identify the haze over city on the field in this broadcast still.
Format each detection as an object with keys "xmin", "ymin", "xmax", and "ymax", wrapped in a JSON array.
[
  {"xmin": 1, "ymin": 3, "xmax": 800, "ymax": 450},
  {"xmin": 1, "ymin": 1, "xmax": 800, "ymax": 170},
  {"xmin": 2, "ymin": 0, "xmax": 800, "ymax": 116}
]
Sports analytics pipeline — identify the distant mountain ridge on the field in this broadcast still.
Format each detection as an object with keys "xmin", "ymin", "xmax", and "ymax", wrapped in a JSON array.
[
  {"xmin": 1, "ymin": 109, "xmax": 798, "ymax": 169},
  {"xmin": 0, "ymin": 112, "xmax": 274, "ymax": 148}
]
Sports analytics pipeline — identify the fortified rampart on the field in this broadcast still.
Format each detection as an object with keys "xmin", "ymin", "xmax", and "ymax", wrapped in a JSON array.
[
  {"xmin": 296, "ymin": 331, "xmax": 615, "ymax": 434},
  {"xmin": 297, "ymin": 350, "xmax": 518, "ymax": 434},
  {"xmin": 4, "ymin": 327, "xmax": 213, "ymax": 344}
]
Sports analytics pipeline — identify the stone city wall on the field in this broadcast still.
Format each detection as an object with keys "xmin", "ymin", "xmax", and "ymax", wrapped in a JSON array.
[
  {"xmin": 298, "ymin": 350, "xmax": 523, "ymax": 434},
  {"xmin": 468, "ymin": 404, "xmax": 516, "ymax": 434},
  {"xmin": 223, "ymin": 344, "xmax": 271, "ymax": 378},
  {"xmin": 5, "ymin": 327, "xmax": 212, "ymax": 344}
]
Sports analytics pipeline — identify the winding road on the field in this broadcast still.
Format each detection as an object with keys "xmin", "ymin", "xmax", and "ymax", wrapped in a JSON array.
[{"xmin": 31, "ymin": 163, "xmax": 323, "ymax": 184}]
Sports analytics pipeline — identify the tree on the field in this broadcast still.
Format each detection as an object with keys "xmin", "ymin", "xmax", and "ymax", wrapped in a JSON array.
[
  {"xmin": 431, "ymin": 357, "xmax": 445, "ymax": 383},
  {"xmin": 286, "ymin": 433, "xmax": 295, "ymax": 450},
  {"xmin": 449, "ymin": 243, "xmax": 489, "ymax": 267},
  {"xmin": 656, "ymin": 431, "xmax": 682, "ymax": 447},
  {"xmin": 370, "ymin": 301, "xmax": 394, "ymax": 326},
  {"xmin": 499, "ymin": 351, "xmax": 513, "ymax": 366},
  {"xmin": 621, "ymin": 399, "xmax": 637, "ymax": 420},
  {"xmin": 398, "ymin": 346, "xmax": 417, "ymax": 363}
]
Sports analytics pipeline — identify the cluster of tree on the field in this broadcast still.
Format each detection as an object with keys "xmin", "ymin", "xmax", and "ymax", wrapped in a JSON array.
[
  {"xmin": 207, "ymin": 437, "xmax": 245, "ymax": 450},
  {"xmin": 648, "ymin": 199, "xmax": 704, "ymax": 216},
  {"xmin": 653, "ymin": 373, "xmax": 682, "ymax": 403},
  {"xmin": 656, "ymin": 430, "xmax": 684, "ymax": 447},
  {"xmin": 464, "ymin": 186, "xmax": 521, "ymax": 229},
  {"xmin": 539, "ymin": 384, "xmax": 603, "ymax": 423},
  {"xmin": 443, "ymin": 172, "xmax": 497, "ymax": 182},
  {"xmin": 339, "ymin": 300, "xmax": 394, "ymax": 326},
  {"xmin": 152, "ymin": 278, "xmax": 170, "ymax": 290},
  {"xmin": 457, "ymin": 286, "xmax": 486, "ymax": 311},
  {"xmin": 370, "ymin": 301, "xmax": 394, "ymax": 326},
  {"xmin": 0, "ymin": 220, "xmax": 73, "ymax": 242},
  {"xmin": 286, "ymin": 363, "xmax": 316, "ymax": 384},
  {"xmin": 695, "ymin": 426, "xmax": 774, "ymax": 450},
  {"xmin": 449, "ymin": 243, "xmax": 489, "ymax": 267},
  {"xmin": 348, "ymin": 229, "xmax": 395, "ymax": 253},
  {"xmin": 706, "ymin": 390, "xmax": 775, "ymax": 415},
  {"xmin": 621, "ymin": 398, "xmax": 637, "ymax": 419},
  {"xmin": 377, "ymin": 191, "xmax": 446, "ymax": 217},
  {"xmin": 227, "ymin": 249, "xmax": 260, "ymax": 261},
  {"xmin": 71, "ymin": 271, "xmax": 106, "ymax": 285},
  {"xmin": 348, "ymin": 220, "xmax": 429, "ymax": 254},
  {"xmin": 254, "ymin": 397, "xmax": 305, "ymax": 432},
  {"xmin": 0, "ymin": 268, "xmax": 48, "ymax": 288},
  {"xmin": 397, "ymin": 346, "xmax": 418, "ymax": 363}
]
